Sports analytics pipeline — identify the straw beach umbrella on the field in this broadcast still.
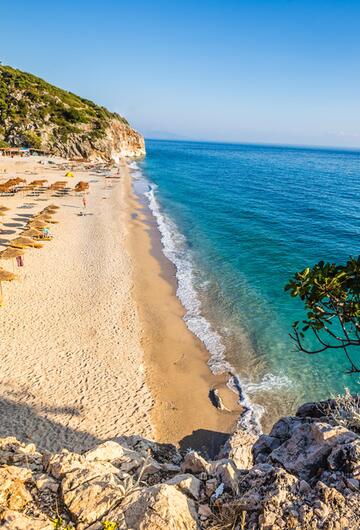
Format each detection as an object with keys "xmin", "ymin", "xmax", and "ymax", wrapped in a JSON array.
[
  {"xmin": 0, "ymin": 248, "xmax": 25, "ymax": 261},
  {"xmin": 74, "ymin": 181, "xmax": 89, "ymax": 193},
  {"xmin": 0, "ymin": 267, "xmax": 17, "ymax": 306},
  {"xmin": 28, "ymin": 220, "xmax": 49, "ymax": 229},
  {"xmin": 0, "ymin": 268, "xmax": 17, "ymax": 281},
  {"xmin": 34, "ymin": 212, "xmax": 52, "ymax": 218},
  {"xmin": 29, "ymin": 179, "xmax": 48, "ymax": 187},
  {"xmin": 0, "ymin": 247, "xmax": 25, "ymax": 271},
  {"xmin": 10, "ymin": 236, "xmax": 43, "ymax": 249},
  {"xmin": 21, "ymin": 228, "xmax": 44, "ymax": 239},
  {"xmin": 52, "ymin": 181, "xmax": 67, "ymax": 188}
]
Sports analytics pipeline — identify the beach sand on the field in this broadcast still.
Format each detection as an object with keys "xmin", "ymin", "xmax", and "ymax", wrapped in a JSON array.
[
  {"xmin": 0, "ymin": 157, "xmax": 153, "ymax": 452},
  {"xmin": 0, "ymin": 156, "xmax": 240, "ymax": 455}
]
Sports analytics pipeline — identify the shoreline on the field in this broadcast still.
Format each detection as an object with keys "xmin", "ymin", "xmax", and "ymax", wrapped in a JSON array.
[
  {"xmin": 0, "ymin": 154, "xmax": 242, "ymax": 456},
  {"xmin": 123, "ymin": 162, "xmax": 242, "ymax": 454}
]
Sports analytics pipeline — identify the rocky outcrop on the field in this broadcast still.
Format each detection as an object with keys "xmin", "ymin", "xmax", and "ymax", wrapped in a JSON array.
[
  {"xmin": 0, "ymin": 400, "xmax": 359, "ymax": 529},
  {"xmin": 0, "ymin": 65, "xmax": 145, "ymax": 162},
  {"xmin": 51, "ymin": 118, "xmax": 145, "ymax": 162}
]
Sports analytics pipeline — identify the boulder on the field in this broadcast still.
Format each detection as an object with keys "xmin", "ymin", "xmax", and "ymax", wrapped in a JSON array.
[
  {"xmin": 328, "ymin": 438, "xmax": 360, "ymax": 477},
  {"xmin": 221, "ymin": 428, "xmax": 257, "ymax": 469},
  {"xmin": 236, "ymin": 464, "xmax": 298, "ymax": 511},
  {"xmin": 0, "ymin": 466, "xmax": 32, "ymax": 511},
  {"xmin": 269, "ymin": 422, "xmax": 357, "ymax": 480},
  {"xmin": 253, "ymin": 435, "xmax": 281, "ymax": 464},
  {"xmin": 61, "ymin": 460, "xmax": 127, "ymax": 494},
  {"xmin": 118, "ymin": 483, "xmax": 198, "ymax": 529},
  {"xmin": 45, "ymin": 450, "xmax": 85, "ymax": 479},
  {"xmin": 166, "ymin": 473, "xmax": 201, "ymax": 499},
  {"xmin": 0, "ymin": 510, "xmax": 53, "ymax": 529},
  {"xmin": 181, "ymin": 451, "xmax": 210, "ymax": 475},
  {"xmin": 63, "ymin": 471, "xmax": 128, "ymax": 529},
  {"xmin": 213, "ymin": 460, "xmax": 239, "ymax": 494},
  {"xmin": 84, "ymin": 440, "xmax": 125, "ymax": 462}
]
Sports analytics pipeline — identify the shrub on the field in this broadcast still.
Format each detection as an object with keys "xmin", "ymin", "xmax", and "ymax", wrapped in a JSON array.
[
  {"xmin": 327, "ymin": 388, "xmax": 360, "ymax": 433},
  {"xmin": 22, "ymin": 131, "xmax": 42, "ymax": 149},
  {"xmin": 286, "ymin": 257, "xmax": 360, "ymax": 373}
]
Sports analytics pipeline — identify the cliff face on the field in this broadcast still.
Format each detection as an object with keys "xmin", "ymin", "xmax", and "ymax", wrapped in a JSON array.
[
  {"xmin": 50, "ymin": 118, "xmax": 145, "ymax": 162},
  {"xmin": 0, "ymin": 65, "xmax": 145, "ymax": 161},
  {"xmin": 0, "ymin": 399, "xmax": 359, "ymax": 529}
]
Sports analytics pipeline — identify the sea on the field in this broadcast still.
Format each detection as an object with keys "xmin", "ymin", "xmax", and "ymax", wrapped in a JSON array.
[{"xmin": 129, "ymin": 139, "xmax": 360, "ymax": 432}]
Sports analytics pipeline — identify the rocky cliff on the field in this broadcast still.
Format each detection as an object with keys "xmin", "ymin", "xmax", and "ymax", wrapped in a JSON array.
[
  {"xmin": 0, "ymin": 399, "xmax": 359, "ymax": 529},
  {"xmin": 0, "ymin": 65, "xmax": 145, "ymax": 161}
]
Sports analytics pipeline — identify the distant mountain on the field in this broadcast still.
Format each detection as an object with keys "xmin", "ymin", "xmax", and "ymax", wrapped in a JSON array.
[{"xmin": 0, "ymin": 65, "xmax": 145, "ymax": 161}]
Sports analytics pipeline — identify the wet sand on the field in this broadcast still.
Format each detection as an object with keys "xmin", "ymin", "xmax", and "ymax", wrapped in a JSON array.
[{"xmin": 123, "ymin": 163, "xmax": 241, "ymax": 454}]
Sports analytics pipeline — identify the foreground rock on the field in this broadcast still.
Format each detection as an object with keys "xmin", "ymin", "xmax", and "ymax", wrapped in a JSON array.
[{"xmin": 0, "ymin": 399, "xmax": 359, "ymax": 528}]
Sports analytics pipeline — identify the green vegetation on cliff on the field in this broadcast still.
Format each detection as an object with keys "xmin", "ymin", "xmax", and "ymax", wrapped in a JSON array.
[{"xmin": 0, "ymin": 65, "xmax": 129, "ymax": 152}]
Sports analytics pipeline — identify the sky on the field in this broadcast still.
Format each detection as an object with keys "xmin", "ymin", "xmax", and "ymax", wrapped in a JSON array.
[{"xmin": 1, "ymin": 0, "xmax": 360, "ymax": 148}]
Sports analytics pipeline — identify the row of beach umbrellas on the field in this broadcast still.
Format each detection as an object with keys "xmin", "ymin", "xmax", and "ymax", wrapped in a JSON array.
[
  {"xmin": 0, "ymin": 204, "xmax": 60, "ymax": 306},
  {"xmin": 0, "ymin": 174, "xmax": 90, "ymax": 196}
]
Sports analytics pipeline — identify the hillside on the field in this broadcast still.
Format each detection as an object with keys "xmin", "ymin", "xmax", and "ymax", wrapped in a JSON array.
[{"xmin": 0, "ymin": 65, "xmax": 145, "ymax": 160}]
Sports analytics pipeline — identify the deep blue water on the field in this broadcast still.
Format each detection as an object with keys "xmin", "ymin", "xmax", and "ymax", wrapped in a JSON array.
[{"xmin": 132, "ymin": 140, "xmax": 360, "ymax": 429}]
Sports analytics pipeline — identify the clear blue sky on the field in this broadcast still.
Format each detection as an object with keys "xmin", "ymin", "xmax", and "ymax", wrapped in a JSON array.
[{"xmin": 1, "ymin": 0, "xmax": 359, "ymax": 147}]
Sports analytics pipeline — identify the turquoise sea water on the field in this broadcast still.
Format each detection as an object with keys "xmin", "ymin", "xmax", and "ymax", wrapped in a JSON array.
[{"xmin": 130, "ymin": 140, "xmax": 360, "ymax": 431}]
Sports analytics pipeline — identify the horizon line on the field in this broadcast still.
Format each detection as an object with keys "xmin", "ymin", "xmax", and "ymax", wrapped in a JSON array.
[{"xmin": 144, "ymin": 137, "xmax": 360, "ymax": 153}]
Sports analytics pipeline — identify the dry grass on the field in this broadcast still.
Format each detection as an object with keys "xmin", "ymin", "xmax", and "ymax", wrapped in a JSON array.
[
  {"xmin": 327, "ymin": 387, "xmax": 360, "ymax": 433},
  {"xmin": 209, "ymin": 503, "xmax": 247, "ymax": 530}
]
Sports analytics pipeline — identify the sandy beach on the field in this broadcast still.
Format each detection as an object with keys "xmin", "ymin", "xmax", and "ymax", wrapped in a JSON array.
[
  {"xmin": 0, "ymin": 155, "xmax": 239, "ymax": 455},
  {"xmin": 0, "ymin": 156, "xmax": 154, "ymax": 452}
]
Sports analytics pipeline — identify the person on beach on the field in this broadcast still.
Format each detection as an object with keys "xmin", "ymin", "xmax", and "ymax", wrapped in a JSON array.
[{"xmin": 82, "ymin": 195, "xmax": 87, "ymax": 209}]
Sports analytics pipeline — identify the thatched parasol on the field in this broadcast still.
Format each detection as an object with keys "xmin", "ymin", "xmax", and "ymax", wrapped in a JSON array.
[
  {"xmin": 0, "ymin": 183, "xmax": 13, "ymax": 193},
  {"xmin": 33, "ymin": 214, "xmax": 58, "ymax": 225},
  {"xmin": 50, "ymin": 181, "xmax": 67, "ymax": 190},
  {"xmin": 34, "ymin": 213, "xmax": 53, "ymax": 221},
  {"xmin": 0, "ymin": 268, "xmax": 17, "ymax": 281},
  {"xmin": 0, "ymin": 248, "xmax": 25, "ymax": 260},
  {"xmin": 74, "ymin": 181, "xmax": 89, "ymax": 193},
  {"xmin": 21, "ymin": 228, "xmax": 43, "ymax": 238},
  {"xmin": 10, "ymin": 236, "xmax": 43, "ymax": 249},
  {"xmin": 4, "ymin": 178, "xmax": 25, "ymax": 187},
  {"xmin": 29, "ymin": 179, "xmax": 48, "ymax": 186},
  {"xmin": 28, "ymin": 220, "xmax": 49, "ymax": 229},
  {"xmin": 0, "ymin": 266, "xmax": 17, "ymax": 306},
  {"xmin": 46, "ymin": 204, "xmax": 60, "ymax": 210},
  {"xmin": 0, "ymin": 206, "xmax": 10, "ymax": 212}
]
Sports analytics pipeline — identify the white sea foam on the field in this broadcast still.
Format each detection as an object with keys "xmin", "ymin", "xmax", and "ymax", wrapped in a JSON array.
[
  {"xmin": 242, "ymin": 373, "xmax": 292, "ymax": 394},
  {"xmin": 144, "ymin": 183, "xmax": 265, "ymax": 433},
  {"xmin": 128, "ymin": 162, "xmax": 290, "ymax": 435},
  {"xmin": 128, "ymin": 161, "xmax": 142, "ymax": 179}
]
